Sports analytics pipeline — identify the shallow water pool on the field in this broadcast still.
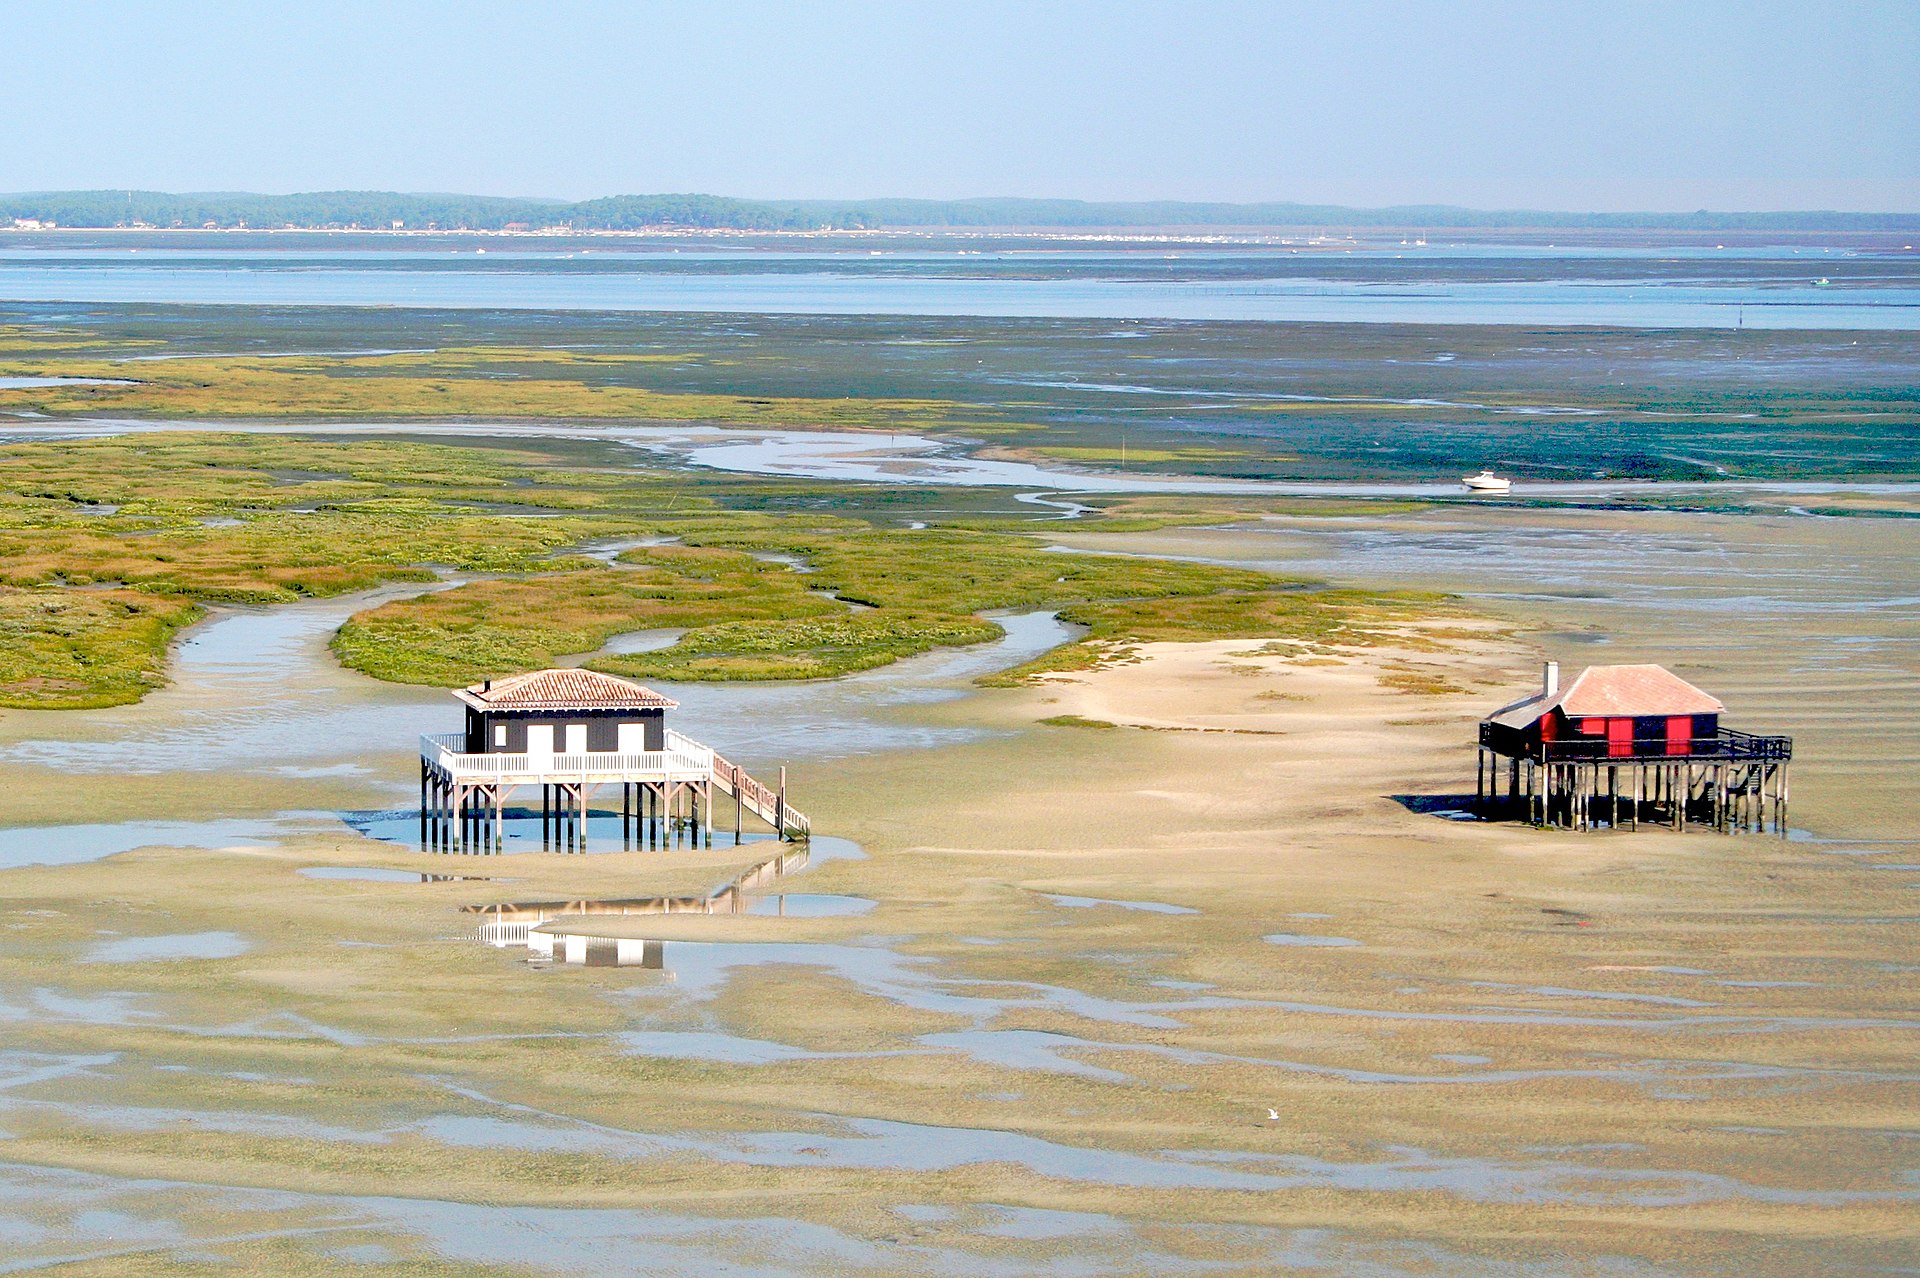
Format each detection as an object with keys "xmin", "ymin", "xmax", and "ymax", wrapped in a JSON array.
[{"xmin": 84, "ymin": 931, "xmax": 251, "ymax": 963}]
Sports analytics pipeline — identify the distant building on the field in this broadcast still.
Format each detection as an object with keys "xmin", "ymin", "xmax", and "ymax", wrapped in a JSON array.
[{"xmin": 1477, "ymin": 662, "xmax": 1790, "ymax": 832}]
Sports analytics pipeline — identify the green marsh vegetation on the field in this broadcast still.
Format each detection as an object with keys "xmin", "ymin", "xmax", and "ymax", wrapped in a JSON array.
[
  {"xmin": 11, "ymin": 295, "xmax": 1897, "ymax": 706},
  {"xmin": 333, "ymin": 525, "xmax": 1342, "ymax": 687},
  {"xmin": 978, "ymin": 586, "xmax": 1454, "ymax": 685},
  {"xmin": 0, "ymin": 431, "xmax": 1440, "ymax": 705},
  {"xmin": 4, "ymin": 305, "xmax": 1917, "ymax": 482},
  {"xmin": 599, "ymin": 609, "xmax": 1005, "ymax": 682},
  {"xmin": 0, "ymin": 345, "xmax": 981, "ymax": 433},
  {"xmin": 0, "ymin": 587, "xmax": 201, "ymax": 708}
]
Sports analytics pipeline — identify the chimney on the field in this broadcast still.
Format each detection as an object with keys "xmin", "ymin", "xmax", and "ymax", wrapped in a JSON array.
[
  {"xmin": 483, "ymin": 679, "xmax": 491, "ymax": 691},
  {"xmin": 1542, "ymin": 661, "xmax": 1559, "ymax": 698}
]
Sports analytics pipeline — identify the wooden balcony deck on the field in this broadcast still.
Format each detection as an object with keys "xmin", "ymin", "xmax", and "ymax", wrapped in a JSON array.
[
  {"xmin": 1478, "ymin": 724, "xmax": 1793, "ymax": 764},
  {"xmin": 420, "ymin": 729, "xmax": 716, "ymax": 784},
  {"xmin": 420, "ymin": 728, "xmax": 808, "ymax": 844}
]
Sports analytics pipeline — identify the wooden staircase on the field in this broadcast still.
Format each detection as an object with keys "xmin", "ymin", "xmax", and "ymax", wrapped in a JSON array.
[{"xmin": 710, "ymin": 752, "xmax": 810, "ymax": 840}]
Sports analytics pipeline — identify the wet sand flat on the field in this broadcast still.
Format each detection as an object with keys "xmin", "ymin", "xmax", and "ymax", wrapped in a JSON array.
[
  {"xmin": 0, "ymin": 509, "xmax": 1913, "ymax": 1275},
  {"xmin": 1051, "ymin": 506, "xmax": 1920, "ymax": 839}
]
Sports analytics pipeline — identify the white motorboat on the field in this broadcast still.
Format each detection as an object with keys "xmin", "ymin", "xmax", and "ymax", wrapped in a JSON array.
[{"xmin": 1461, "ymin": 470, "xmax": 1511, "ymax": 492}]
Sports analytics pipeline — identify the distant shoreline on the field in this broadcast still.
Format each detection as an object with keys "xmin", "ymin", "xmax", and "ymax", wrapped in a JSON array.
[
  {"xmin": 4, "ymin": 224, "xmax": 1917, "ymax": 253},
  {"xmin": 5, "ymin": 189, "xmax": 1917, "ymax": 237}
]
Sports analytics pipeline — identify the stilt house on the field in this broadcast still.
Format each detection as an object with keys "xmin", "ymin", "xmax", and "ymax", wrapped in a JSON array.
[
  {"xmin": 1477, "ymin": 662, "xmax": 1791, "ymax": 832},
  {"xmin": 419, "ymin": 668, "xmax": 806, "ymax": 853}
]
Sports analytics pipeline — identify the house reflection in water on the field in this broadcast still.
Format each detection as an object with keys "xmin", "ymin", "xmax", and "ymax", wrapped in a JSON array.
[
  {"xmin": 466, "ymin": 845, "xmax": 812, "ymax": 966},
  {"xmin": 532, "ymin": 933, "xmax": 665, "ymax": 968}
]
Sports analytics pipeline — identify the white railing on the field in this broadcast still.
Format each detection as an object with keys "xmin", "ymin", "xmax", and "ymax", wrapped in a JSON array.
[
  {"xmin": 421, "ymin": 731, "xmax": 715, "ymax": 780},
  {"xmin": 419, "ymin": 727, "xmax": 806, "ymax": 837}
]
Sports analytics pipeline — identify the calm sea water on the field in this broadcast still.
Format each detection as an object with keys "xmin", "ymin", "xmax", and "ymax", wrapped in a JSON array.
[{"xmin": 0, "ymin": 247, "xmax": 1914, "ymax": 328}]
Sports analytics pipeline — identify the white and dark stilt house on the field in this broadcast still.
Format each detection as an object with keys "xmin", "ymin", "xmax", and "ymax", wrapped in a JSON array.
[
  {"xmin": 1476, "ymin": 661, "xmax": 1791, "ymax": 832},
  {"xmin": 419, "ymin": 668, "xmax": 806, "ymax": 852}
]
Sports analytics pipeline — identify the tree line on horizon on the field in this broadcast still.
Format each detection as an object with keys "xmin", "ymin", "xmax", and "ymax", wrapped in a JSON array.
[{"xmin": 1, "ymin": 189, "xmax": 1913, "ymax": 233}]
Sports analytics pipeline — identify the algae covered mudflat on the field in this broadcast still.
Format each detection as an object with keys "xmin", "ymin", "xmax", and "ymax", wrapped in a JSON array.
[{"xmin": 4, "ymin": 296, "xmax": 1920, "ymax": 482}]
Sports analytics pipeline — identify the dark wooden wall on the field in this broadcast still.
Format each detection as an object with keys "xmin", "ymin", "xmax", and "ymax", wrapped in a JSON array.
[{"xmin": 464, "ymin": 707, "xmax": 666, "ymax": 754}]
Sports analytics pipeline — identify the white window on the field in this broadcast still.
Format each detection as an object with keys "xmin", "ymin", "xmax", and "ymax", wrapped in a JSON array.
[{"xmin": 493, "ymin": 725, "xmax": 507, "ymax": 747}]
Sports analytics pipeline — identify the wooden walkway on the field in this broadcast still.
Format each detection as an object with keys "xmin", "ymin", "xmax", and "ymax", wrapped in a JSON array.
[{"xmin": 710, "ymin": 750, "xmax": 808, "ymax": 838}]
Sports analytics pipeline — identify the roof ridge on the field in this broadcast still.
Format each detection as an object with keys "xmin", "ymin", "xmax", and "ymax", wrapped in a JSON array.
[{"xmin": 454, "ymin": 667, "xmax": 678, "ymax": 710}]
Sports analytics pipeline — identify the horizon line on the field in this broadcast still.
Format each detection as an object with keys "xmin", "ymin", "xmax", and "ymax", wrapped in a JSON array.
[{"xmin": 4, "ymin": 188, "xmax": 1918, "ymax": 218}]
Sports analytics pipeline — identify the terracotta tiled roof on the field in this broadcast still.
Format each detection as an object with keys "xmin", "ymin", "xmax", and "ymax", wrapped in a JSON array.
[
  {"xmin": 1487, "ymin": 664, "xmax": 1722, "ymax": 728},
  {"xmin": 453, "ymin": 669, "xmax": 677, "ymax": 712}
]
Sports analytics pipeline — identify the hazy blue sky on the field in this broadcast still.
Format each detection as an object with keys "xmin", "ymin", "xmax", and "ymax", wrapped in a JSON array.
[{"xmin": 4, "ymin": 1, "xmax": 1914, "ymax": 210}]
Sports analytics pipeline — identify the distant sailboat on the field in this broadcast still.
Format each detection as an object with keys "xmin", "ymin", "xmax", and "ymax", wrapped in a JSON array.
[{"xmin": 1461, "ymin": 470, "xmax": 1511, "ymax": 493}]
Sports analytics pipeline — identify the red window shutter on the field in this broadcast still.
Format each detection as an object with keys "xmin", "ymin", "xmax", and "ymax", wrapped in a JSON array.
[
  {"xmin": 1607, "ymin": 718, "xmax": 1633, "ymax": 758},
  {"xmin": 1666, "ymin": 715, "xmax": 1692, "ymax": 755}
]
